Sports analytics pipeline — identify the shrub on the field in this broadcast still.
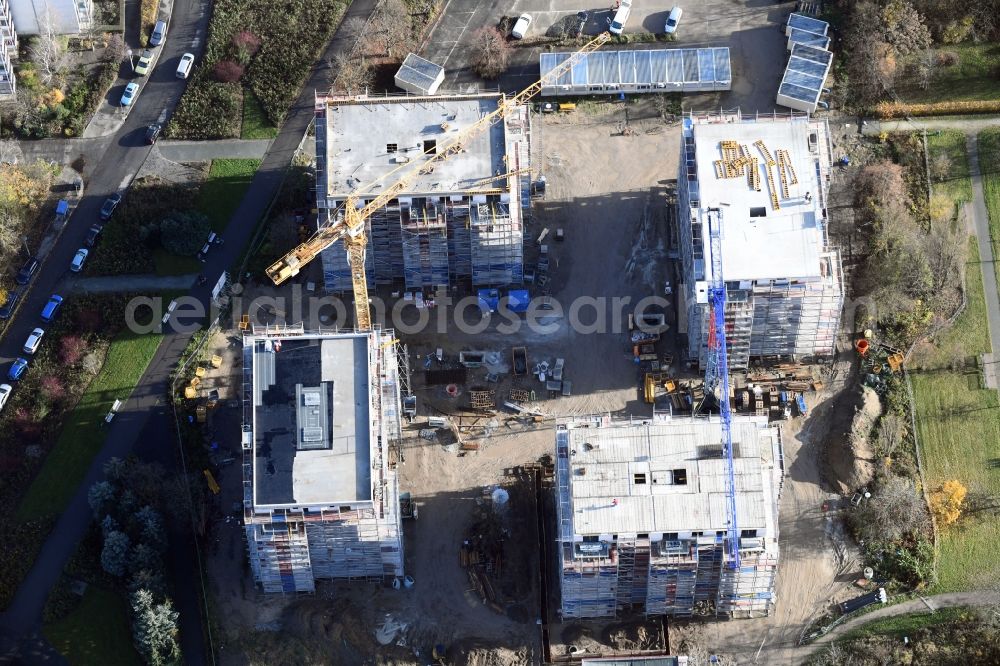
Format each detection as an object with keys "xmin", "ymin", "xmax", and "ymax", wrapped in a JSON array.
[
  {"xmin": 167, "ymin": 82, "xmax": 242, "ymax": 139},
  {"xmin": 12, "ymin": 407, "xmax": 43, "ymax": 442},
  {"xmin": 159, "ymin": 210, "xmax": 211, "ymax": 256},
  {"xmin": 140, "ymin": 0, "xmax": 158, "ymax": 36},
  {"xmin": 40, "ymin": 375, "xmax": 66, "ymax": 402},
  {"xmin": 60, "ymin": 334, "xmax": 87, "ymax": 365},
  {"xmin": 876, "ymin": 99, "xmax": 1000, "ymax": 118},
  {"xmin": 212, "ymin": 59, "xmax": 244, "ymax": 83},
  {"xmin": 76, "ymin": 308, "xmax": 103, "ymax": 333},
  {"xmin": 130, "ymin": 589, "xmax": 181, "ymax": 666},
  {"xmin": 935, "ymin": 50, "xmax": 959, "ymax": 67},
  {"xmin": 232, "ymin": 30, "xmax": 261, "ymax": 64}
]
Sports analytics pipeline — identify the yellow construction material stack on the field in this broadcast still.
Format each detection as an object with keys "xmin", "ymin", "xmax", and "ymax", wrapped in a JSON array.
[{"xmin": 748, "ymin": 157, "xmax": 761, "ymax": 191}]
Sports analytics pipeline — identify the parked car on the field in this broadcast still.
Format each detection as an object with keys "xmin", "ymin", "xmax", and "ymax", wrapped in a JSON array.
[
  {"xmin": 99, "ymin": 193, "xmax": 122, "ymax": 221},
  {"xmin": 41, "ymin": 294, "xmax": 63, "ymax": 322},
  {"xmin": 120, "ymin": 82, "xmax": 139, "ymax": 106},
  {"xmin": 145, "ymin": 123, "xmax": 162, "ymax": 145},
  {"xmin": 85, "ymin": 224, "xmax": 102, "ymax": 247},
  {"xmin": 0, "ymin": 384, "xmax": 11, "ymax": 412},
  {"xmin": 664, "ymin": 6, "xmax": 683, "ymax": 34},
  {"xmin": 512, "ymin": 13, "xmax": 532, "ymax": 39},
  {"xmin": 14, "ymin": 256, "xmax": 40, "ymax": 285},
  {"xmin": 70, "ymin": 248, "xmax": 89, "ymax": 273},
  {"xmin": 0, "ymin": 290, "xmax": 21, "ymax": 319},
  {"xmin": 23, "ymin": 328, "xmax": 44, "ymax": 355},
  {"xmin": 134, "ymin": 48, "xmax": 154, "ymax": 75},
  {"xmin": 149, "ymin": 19, "xmax": 167, "ymax": 47},
  {"xmin": 609, "ymin": 0, "xmax": 632, "ymax": 35},
  {"xmin": 8, "ymin": 358, "xmax": 28, "ymax": 382},
  {"xmin": 176, "ymin": 53, "xmax": 195, "ymax": 79}
]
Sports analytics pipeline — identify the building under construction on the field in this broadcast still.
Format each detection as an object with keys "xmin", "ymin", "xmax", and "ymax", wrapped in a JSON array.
[
  {"xmin": 676, "ymin": 112, "xmax": 843, "ymax": 369},
  {"xmin": 555, "ymin": 415, "xmax": 783, "ymax": 619},
  {"xmin": 241, "ymin": 327, "xmax": 404, "ymax": 593},
  {"xmin": 314, "ymin": 92, "xmax": 532, "ymax": 293}
]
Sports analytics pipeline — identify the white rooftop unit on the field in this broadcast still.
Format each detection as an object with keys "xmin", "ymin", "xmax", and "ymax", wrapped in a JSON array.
[
  {"xmin": 539, "ymin": 48, "xmax": 731, "ymax": 96},
  {"xmin": 394, "ymin": 53, "xmax": 445, "ymax": 95},
  {"xmin": 776, "ymin": 43, "xmax": 833, "ymax": 113}
]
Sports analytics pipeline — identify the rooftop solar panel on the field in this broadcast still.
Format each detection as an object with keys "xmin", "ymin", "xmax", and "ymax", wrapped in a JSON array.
[
  {"xmin": 787, "ymin": 12, "xmax": 829, "ymax": 35},
  {"xmin": 539, "ymin": 47, "xmax": 731, "ymax": 92}
]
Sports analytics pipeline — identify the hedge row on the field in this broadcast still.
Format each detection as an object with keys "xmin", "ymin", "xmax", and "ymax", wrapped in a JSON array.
[{"xmin": 876, "ymin": 99, "xmax": 1000, "ymax": 118}]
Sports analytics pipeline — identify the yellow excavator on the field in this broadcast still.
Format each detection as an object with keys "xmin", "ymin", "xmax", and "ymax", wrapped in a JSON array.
[{"xmin": 265, "ymin": 33, "xmax": 612, "ymax": 330}]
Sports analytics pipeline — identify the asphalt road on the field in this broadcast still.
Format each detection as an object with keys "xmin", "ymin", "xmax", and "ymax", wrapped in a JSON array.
[
  {"xmin": 0, "ymin": 0, "xmax": 378, "ymax": 663},
  {"xmin": 0, "ymin": 0, "xmax": 213, "ymax": 660}
]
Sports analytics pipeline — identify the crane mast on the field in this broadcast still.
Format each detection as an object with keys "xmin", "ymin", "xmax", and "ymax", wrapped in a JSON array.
[
  {"xmin": 704, "ymin": 206, "xmax": 740, "ymax": 570},
  {"xmin": 265, "ymin": 32, "xmax": 612, "ymax": 330}
]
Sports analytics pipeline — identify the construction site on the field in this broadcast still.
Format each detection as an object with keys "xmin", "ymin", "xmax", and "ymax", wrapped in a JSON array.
[
  {"xmin": 186, "ymin": 25, "xmax": 873, "ymax": 663},
  {"xmin": 555, "ymin": 416, "xmax": 782, "ymax": 620},
  {"xmin": 314, "ymin": 92, "xmax": 532, "ymax": 292},
  {"xmin": 677, "ymin": 113, "xmax": 843, "ymax": 370},
  {"xmin": 241, "ymin": 327, "xmax": 405, "ymax": 593}
]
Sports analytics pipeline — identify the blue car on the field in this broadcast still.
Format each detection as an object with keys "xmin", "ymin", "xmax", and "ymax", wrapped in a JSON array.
[
  {"xmin": 120, "ymin": 82, "xmax": 139, "ymax": 107},
  {"xmin": 8, "ymin": 358, "xmax": 28, "ymax": 381},
  {"xmin": 41, "ymin": 294, "xmax": 63, "ymax": 322}
]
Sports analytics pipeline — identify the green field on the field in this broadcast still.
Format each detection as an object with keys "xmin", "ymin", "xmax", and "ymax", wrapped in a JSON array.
[
  {"xmin": 17, "ymin": 330, "xmax": 164, "ymax": 521},
  {"xmin": 241, "ymin": 91, "xmax": 279, "ymax": 140},
  {"xmin": 927, "ymin": 130, "xmax": 973, "ymax": 206},
  {"xmin": 195, "ymin": 158, "xmax": 262, "ymax": 232},
  {"xmin": 43, "ymin": 586, "xmax": 141, "ymax": 666},
  {"xmin": 912, "ymin": 236, "xmax": 1000, "ymax": 591},
  {"xmin": 898, "ymin": 42, "xmax": 1000, "ymax": 103},
  {"xmin": 840, "ymin": 605, "xmax": 972, "ymax": 641}
]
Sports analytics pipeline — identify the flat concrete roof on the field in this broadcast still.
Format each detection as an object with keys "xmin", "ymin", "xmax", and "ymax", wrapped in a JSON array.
[
  {"xmin": 693, "ymin": 119, "xmax": 826, "ymax": 283},
  {"xmin": 324, "ymin": 94, "xmax": 507, "ymax": 197},
  {"xmin": 562, "ymin": 417, "xmax": 780, "ymax": 537},
  {"xmin": 252, "ymin": 334, "xmax": 371, "ymax": 507}
]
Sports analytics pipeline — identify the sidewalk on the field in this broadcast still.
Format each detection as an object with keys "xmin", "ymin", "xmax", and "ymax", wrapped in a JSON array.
[
  {"xmin": 67, "ymin": 273, "xmax": 198, "ymax": 293},
  {"xmin": 156, "ymin": 139, "xmax": 272, "ymax": 161}
]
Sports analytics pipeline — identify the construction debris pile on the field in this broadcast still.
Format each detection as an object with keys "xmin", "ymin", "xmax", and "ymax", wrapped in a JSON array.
[{"xmin": 460, "ymin": 487, "xmax": 512, "ymax": 613}]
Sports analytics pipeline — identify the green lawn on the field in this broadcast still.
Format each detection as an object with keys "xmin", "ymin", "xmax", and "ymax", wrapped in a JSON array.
[
  {"xmin": 43, "ymin": 586, "xmax": 141, "ymax": 666},
  {"xmin": 196, "ymin": 158, "xmax": 262, "ymax": 233},
  {"xmin": 927, "ymin": 130, "xmax": 973, "ymax": 206},
  {"xmin": 17, "ymin": 330, "xmax": 164, "ymax": 521},
  {"xmin": 898, "ymin": 42, "xmax": 1000, "ymax": 103},
  {"xmin": 911, "ymin": 233, "xmax": 1000, "ymax": 591},
  {"xmin": 241, "ymin": 90, "xmax": 279, "ymax": 140},
  {"xmin": 840, "ymin": 605, "xmax": 973, "ymax": 641},
  {"xmin": 152, "ymin": 248, "xmax": 202, "ymax": 276}
]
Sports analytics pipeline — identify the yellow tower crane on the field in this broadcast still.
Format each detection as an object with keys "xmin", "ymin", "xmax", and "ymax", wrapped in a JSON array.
[{"xmin": 265, "ymin": 32, "xmax": 612, "ymax": 330}]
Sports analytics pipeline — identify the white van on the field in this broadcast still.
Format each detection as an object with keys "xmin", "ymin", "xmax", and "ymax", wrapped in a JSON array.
[{"xmin": 609, "ymin": 0, "xmax": 632, "ymax": 35}]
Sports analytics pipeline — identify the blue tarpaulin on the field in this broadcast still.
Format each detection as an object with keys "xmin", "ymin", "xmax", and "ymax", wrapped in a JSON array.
[
  {"xmin": 56, "ymin": 199, "xmax": 68, "ymax": 215},
  {"xmin": 478, "ymin": 289, "xmax": 500, "ymax": 312},
  {"xmin": 507, "ymin": 289, "xmax": 530, "ymax": 313}
]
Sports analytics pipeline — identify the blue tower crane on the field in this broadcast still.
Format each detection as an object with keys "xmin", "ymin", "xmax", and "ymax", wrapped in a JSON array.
[{"xmin": 703, "ymin": 206, "xmax": 740, "ymax": 570}]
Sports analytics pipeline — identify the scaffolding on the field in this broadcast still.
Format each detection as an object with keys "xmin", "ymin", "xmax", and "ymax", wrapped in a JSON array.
[
  {"xmin": 242, "ymin": 329, "xmax": 405, "ymax": 592},
  {"xmin": 469, "ymin": 200, "xmax": 524, "ymax": 286}
]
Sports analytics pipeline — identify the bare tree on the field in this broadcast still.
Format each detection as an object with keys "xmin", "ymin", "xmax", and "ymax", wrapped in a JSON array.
[
  {"xmin": 342, "ymin": 17, "xmax": 372, "ymax": 57},
  {"xmin": 472, "ymin": 27, "xmax": 511, "ymax": 80},
  {"xmin": 368, "ymin": 0, "xmax": 414, "ymax": 59},
  {"xmin": 104, "ymin": 33, "xmax": 128, "ymax": 65},
  {"xmin": 915, "ymin": 47, "xmax": 936, "ymax": 90},
  {"xmin": 29, "ymin": 4, "xmax": 67, "ymax": 85},
  {"xmin": 854, "ymin": 474, "xmax": 930, "ymax": 543},
  {"xmin": 874, "ymin": 412, "xmax": 907, "ymax": 458},
  {"xmin": 880, "ymin": 0, "xmax": 933, "ymax": 55},
  {"xmin": 329, "ymin": 52, "xmax": 374, "ymax": 94}
]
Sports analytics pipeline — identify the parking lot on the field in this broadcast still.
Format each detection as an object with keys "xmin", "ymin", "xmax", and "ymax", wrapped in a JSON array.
[{"xmin": 420, "ymin": 0, "xmax": 795, "ymax": 112}]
